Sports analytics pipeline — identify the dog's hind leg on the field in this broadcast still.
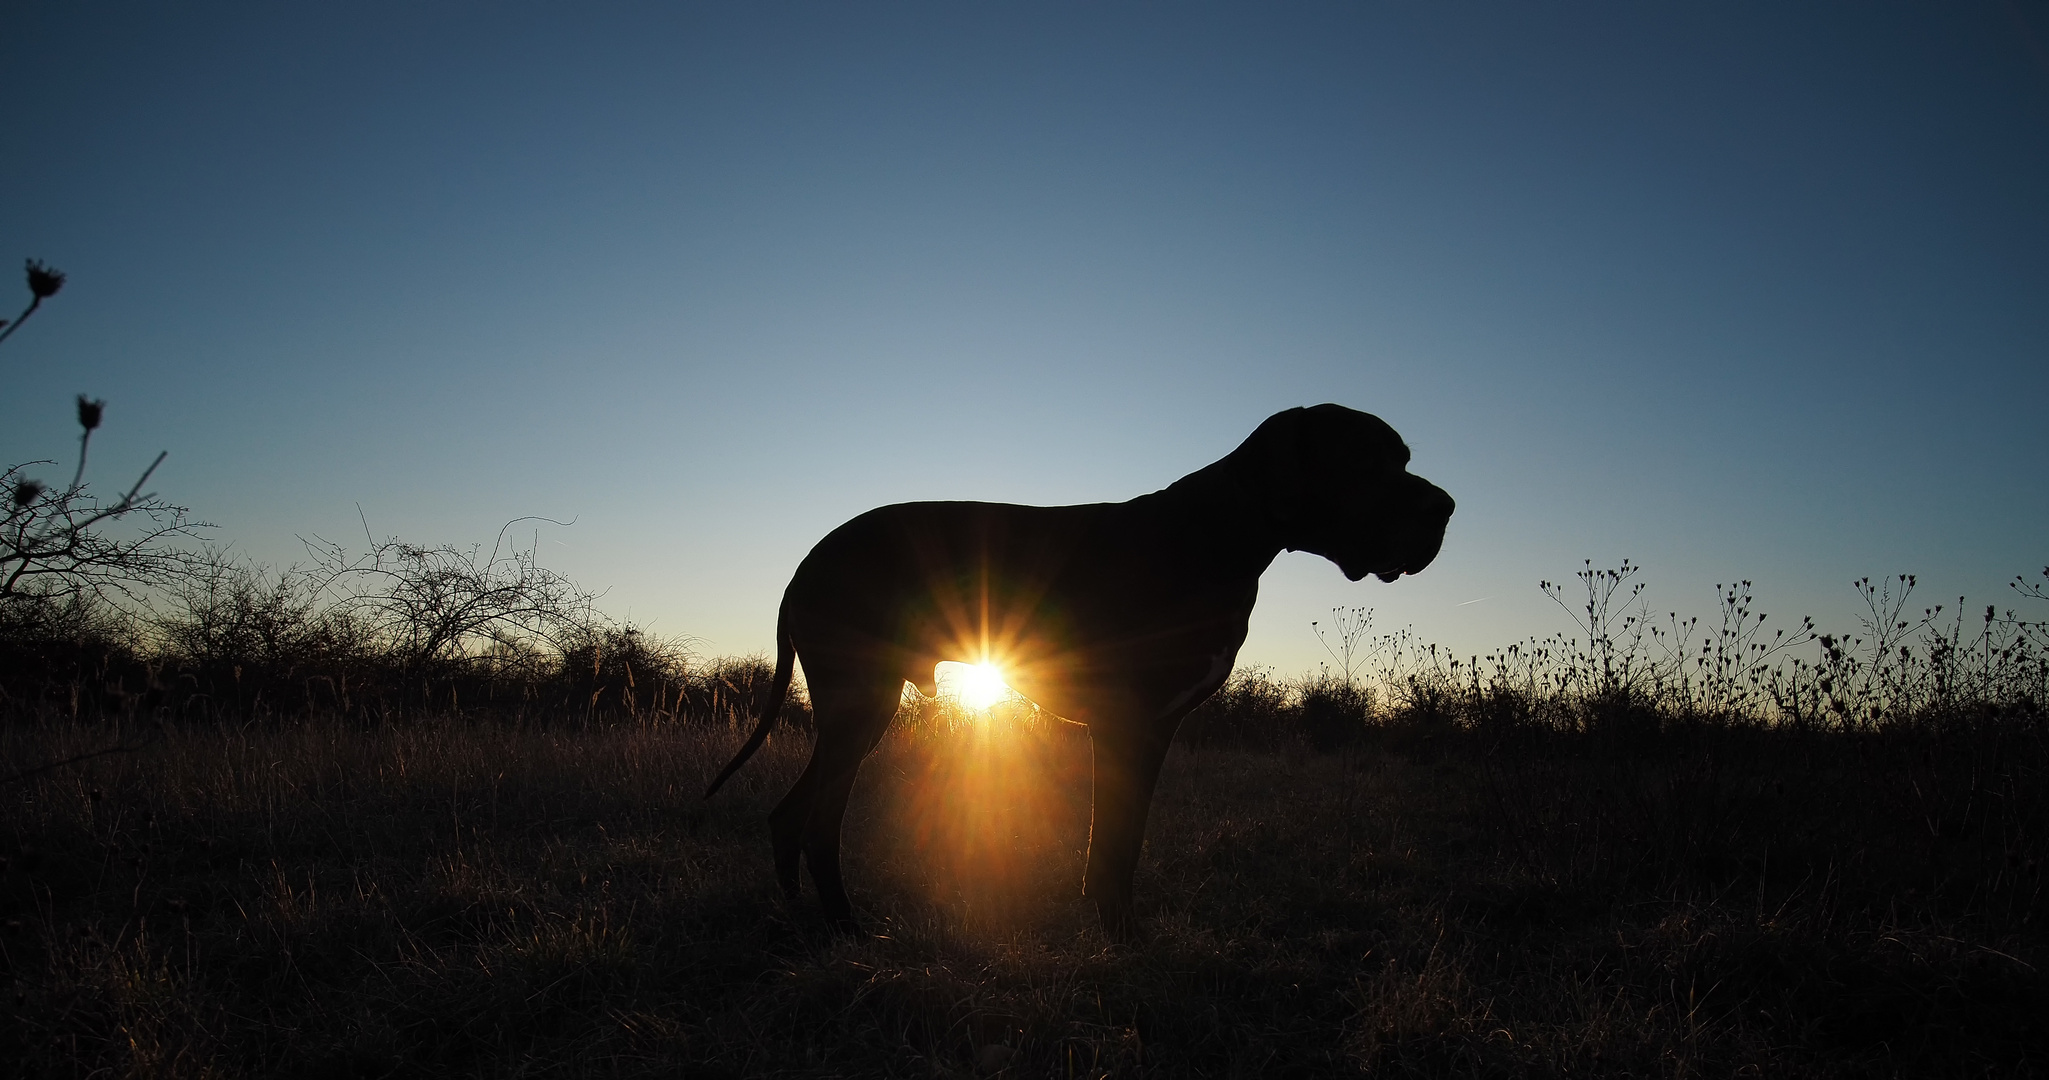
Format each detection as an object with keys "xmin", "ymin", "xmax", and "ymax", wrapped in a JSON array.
[
  {"xmin": 1082, "ymin": 722, "xmax": 1175, "ymax": 939},
  {"xmin": 768, "ymin": 774, "xmax": 814, "ymax": 901},
  {"xmin": 802, "ymin": 766, "xmax": 867, "ymax": 931},
  {"xmin": 774, "ymin": 675, "xmax": 902, "ymax": 931}
]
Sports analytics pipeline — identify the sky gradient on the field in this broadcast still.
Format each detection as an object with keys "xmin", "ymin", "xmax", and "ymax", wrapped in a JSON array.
[{"xmin": 4, "ymin": 3, "xmax": 2046, "ymax": 675}]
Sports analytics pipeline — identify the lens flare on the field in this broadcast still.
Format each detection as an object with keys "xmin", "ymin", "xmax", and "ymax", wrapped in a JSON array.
[{"xmin": 938, "ymin": 661, "xmax": 1014, "ymax": 711}]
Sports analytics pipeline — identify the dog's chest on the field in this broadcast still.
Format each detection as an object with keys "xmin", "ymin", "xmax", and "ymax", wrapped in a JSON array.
[{"xmin": 1156, "ymin": 645, "xmax": 1239, "ymax": 721}]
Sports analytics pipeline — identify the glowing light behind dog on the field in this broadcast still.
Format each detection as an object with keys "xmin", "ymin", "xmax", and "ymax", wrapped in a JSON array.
[{"xmin": 935, "ymin": 661, "xmax": 1015, "ymax": 712}]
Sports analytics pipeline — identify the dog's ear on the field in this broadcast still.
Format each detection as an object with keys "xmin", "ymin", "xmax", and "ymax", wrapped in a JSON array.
[{"xmin": 1252, "ymin": 407, "xmax": 1318, "ymax": 530}]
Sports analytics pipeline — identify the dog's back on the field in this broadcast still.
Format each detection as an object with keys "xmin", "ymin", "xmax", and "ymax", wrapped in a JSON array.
[{"xmin": 780, "ymin": 498, "xmax": 1260, "ymax": 719}]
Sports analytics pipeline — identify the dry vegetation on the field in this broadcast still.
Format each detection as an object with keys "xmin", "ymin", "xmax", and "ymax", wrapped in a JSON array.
[{"xmin": 2, "ymin": 565, "xmax": 2045, "ymax": 1077}]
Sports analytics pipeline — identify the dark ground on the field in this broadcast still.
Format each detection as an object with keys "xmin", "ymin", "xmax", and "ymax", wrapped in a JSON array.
[{"xmin": 2, "ymin": 704, "xmax": 2044, "ymax": 1078}]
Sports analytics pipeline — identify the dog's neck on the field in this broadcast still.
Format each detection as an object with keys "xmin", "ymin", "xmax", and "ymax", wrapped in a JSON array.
[{"xmin": 1137, "ymin": 448, "xmax": 1288, "ymax": 580}]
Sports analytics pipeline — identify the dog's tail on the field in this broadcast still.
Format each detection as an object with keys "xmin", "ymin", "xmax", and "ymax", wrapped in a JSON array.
[{"xmin": 702, "ymin": 608, "xmax": 795, "ymax": 799}]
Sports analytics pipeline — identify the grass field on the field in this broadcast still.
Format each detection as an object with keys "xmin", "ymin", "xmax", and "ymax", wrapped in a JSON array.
[{"xmin": 3, "ymin": 691, "xmax": 2043, "ymax": 1078}]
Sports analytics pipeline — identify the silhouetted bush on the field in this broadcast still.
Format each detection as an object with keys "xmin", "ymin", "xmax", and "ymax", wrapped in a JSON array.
[
  {"xmin": 0, "ymin": 541, "xmax": 809, "ymax": 730},
  {"xmin": 1179, "ymin": 667, "xmax": 1291, "ymax": 750},
  {"xmin": 1296, "ymin": 670, "xmax": 1374, "ymax": 750}
]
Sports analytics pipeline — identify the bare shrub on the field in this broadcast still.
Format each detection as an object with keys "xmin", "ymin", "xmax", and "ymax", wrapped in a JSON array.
[
  {"xmin": 304, "ymin": 520, "xmax": 599, "ymax": 676},
  {"xmin": 157, "ymin": 550, "xmax": 365, "ymax": 671}
]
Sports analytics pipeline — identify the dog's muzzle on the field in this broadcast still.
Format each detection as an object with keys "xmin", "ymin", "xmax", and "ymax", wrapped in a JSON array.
[{"xmin": 1370, "ymin": 483, "xmax": 1455, "ymax": 582}]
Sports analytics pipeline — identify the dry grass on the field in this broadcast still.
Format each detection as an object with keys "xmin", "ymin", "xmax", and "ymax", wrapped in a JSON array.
[{"xmin": 1, "ymin": 700, "xmax": 2044, "ymax": 1078}]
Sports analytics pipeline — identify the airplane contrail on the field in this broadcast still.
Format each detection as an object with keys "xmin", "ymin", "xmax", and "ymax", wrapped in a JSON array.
[{"xmin": 1458, "ymin": 597, "xmax": 1491, "ymax": 606}]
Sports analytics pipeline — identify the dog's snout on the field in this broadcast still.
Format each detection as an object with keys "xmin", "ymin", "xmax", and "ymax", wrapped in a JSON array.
[
  {"xmin": 1396, "ymin": 480, "xmax": 1453, "ymax": 578},
  {"xmin": 1400, "ymin": 476, "xmax": 1455, "ymax": 527},
  {"xmin": 1429, "ymin": 487, "xmax": 1455, "ymax": 524}
]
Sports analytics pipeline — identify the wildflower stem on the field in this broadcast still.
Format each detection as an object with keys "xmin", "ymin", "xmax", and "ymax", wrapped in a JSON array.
[
  {"xmin": 70, "ymin": 428, "xmax": 92, "ymax": 493},
  {"xmin": 0, "ymin": 295, "xmax": 41, "ymax": 348}
]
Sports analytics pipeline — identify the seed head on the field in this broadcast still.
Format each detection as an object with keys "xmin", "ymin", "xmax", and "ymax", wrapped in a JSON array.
[
  {"xmin": 77, "ymin": 395, "xmax": 104, "ymax": 432},
  {"xmin": 25, "ymin": 260, "xmax": 65, "ymax": 300},
  {"xmin": 11, "ymin": 480, "xmax": 44, "ymax": 508}
]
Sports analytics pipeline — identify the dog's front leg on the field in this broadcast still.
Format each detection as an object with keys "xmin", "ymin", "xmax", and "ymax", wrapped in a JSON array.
[{"xmin": 1082, "ymin": 722, "xmax": 1173, "ymax": 938}]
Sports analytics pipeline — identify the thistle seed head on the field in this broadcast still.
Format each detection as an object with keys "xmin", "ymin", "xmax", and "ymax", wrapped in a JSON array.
[
  {"xmin": 77, "ymin": 395, "xmax": 104, "ymax": 431},
  {"xmin": 11, "ymin": 480, "xmax": 44, "ymax": 508},
  {"xmin": 25, "ymin": 260, "xmax": 65, "ymax": 300}
]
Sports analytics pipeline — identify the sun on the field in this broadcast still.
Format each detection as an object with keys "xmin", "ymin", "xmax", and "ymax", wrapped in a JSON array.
[{"xmin": 939, "ymin": 661, "xmax": 1014, "ymax": 711}]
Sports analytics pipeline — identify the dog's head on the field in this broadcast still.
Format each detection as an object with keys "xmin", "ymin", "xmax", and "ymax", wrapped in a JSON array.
[{"xmin": 1248, "ymin": 404, "xmax": 1454, "ymax": 583}]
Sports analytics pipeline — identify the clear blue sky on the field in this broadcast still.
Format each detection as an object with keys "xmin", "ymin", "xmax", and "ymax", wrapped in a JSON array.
[{"xmin": 4, "ymin": 3, "xmax": 2045, "ymax": 674}]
